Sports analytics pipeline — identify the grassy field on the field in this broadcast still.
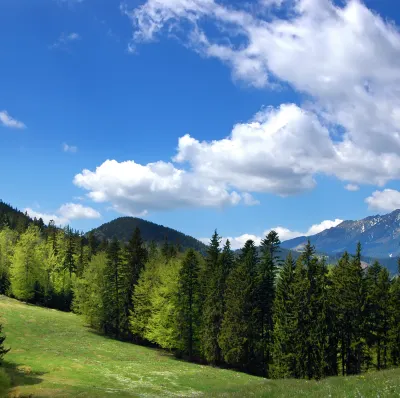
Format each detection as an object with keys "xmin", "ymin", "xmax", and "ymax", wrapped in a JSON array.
[{"xmin": 1, "ymin": 296, "xmax": 400, "ymax": 397}]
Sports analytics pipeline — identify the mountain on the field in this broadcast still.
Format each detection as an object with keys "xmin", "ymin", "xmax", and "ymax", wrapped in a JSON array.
[
  {"xmin": 89, "ymin": 217, "xmax": 207, "ymax": 252},
  {"xmin": 282, "ymin": 209, "xmax": 400, "ymax": 266},
  {"xmin": 0, "ymin": 200, "xmax": 32, "ymax": 231}
]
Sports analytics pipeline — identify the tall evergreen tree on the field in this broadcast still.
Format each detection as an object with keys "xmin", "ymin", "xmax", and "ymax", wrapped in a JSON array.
[
  {"xmin": 364, "ymin": 260, "xmax": 391, "ymax": 370},
  {"xmin": 219, "ymin": 240, "xmax": 259, "ymax": 373},
  {"xmin": 176, "ymin": 249, "xmax": 201, "ymax": 360},
  {"xmin": 389, "ymin": 259, "xmax": 400, "ymax": 365},
  {"xmin": 292, "ymin": 241, "xmax": 327, "ymax": 380},
  {"xmin": 200, "ymin": 230, "xmax": 223, "ymax": 364},
  {"xmin": 272, "ymin": 252, "xmax": 297, "ymax": 378},
  {"xmin": 121, "ymin": 227, "xmax": 148, "ymax": 338},
  {"xmin": 330, "ymin": 245, "xmax": 364, "ymax": 375},
  {"xmin": 103, "ymin": 238, "xmax": 124, "ymax": 337},
  {"xmin": 255, "ymin": 231, "xmax": 280, "ymax": 376}
]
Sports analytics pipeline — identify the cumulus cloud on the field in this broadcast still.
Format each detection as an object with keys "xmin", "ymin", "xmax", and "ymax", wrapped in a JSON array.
[
  {"xmin": 200, "ymin": 218, "xmax": 343, "ymax": 250},
  {"xmin": 345, "ymin": 184, "xmax": 360, "ymax": 192},
  {"xmin": 123, "ymin": 0, "xmax": 400, "ymax": 189},
  {"xmin": 365, "ymin": 189, "xmax": 400, "ymax": 212},
  {"xmin": 63, "ymin": 143, "xmax": 78, "ymax": 153},
  {"xmin": 25, "ymin": 203, "xmax": 101, "ymax": 226},
  {"xmin": 0, "ymin": 111, "xmax": 25, "ymax": 129},
  {"xmin": 73, "ymin": 159, "xmax": 250, "ymax": 215}
]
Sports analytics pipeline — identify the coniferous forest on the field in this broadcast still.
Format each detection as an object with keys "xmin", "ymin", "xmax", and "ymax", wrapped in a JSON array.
[{"xmin": 1, "ymin": 202, "xmax": 400, "ymax": 380}]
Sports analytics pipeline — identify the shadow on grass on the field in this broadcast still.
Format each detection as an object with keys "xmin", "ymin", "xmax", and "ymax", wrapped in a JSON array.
[{"xmin": 3, "ymin": 361, "xmax": 45, "ymax": 391}]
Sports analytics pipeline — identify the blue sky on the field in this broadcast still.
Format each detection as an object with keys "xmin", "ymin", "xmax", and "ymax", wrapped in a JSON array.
[{"xmin": 2, "ymin": 0, "xmax": 400, "ymax": 248}]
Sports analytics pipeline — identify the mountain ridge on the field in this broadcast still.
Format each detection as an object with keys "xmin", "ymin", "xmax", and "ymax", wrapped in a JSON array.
[{"xmin": 282, "ymin": 209, "xmax": 400, "ymax": 261}]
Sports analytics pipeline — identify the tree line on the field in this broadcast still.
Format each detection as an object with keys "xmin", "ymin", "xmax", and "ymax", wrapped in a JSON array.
[{"xmin": 1, "ymin": 218, "xmax": 400, "ymax": 380}]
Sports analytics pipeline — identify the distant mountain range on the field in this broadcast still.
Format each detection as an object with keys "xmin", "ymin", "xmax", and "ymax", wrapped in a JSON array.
[
  {"xmin": 282, "ymin": 209, "xmax": 400, "ymax": 270},
  {"xmin": 89, "ymin": 217, "xmax": 207, "ymax": 253}
]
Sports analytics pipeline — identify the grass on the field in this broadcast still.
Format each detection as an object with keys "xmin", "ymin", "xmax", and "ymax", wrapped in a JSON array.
[{"xmin": 0, "ymin": 296, "xmax": 400, "ymax": 397}]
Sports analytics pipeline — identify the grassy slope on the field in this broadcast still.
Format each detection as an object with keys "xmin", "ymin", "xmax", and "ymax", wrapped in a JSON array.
[{"xmin": 0, "ymin": 296, "xmax": 400, "ymax": 397}]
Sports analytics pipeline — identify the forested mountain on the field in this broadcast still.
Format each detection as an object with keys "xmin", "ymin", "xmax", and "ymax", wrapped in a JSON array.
[
  {"xmin": 282, "ymin": 209, "xmax": 400, "ymax": 260},
  {"xmin": 0, "ymin": 200, "xmax": 38, "ymax": 232},
  {"xmin": 89, "ymin": 217, "xmax": 207, "ymax": 252}
]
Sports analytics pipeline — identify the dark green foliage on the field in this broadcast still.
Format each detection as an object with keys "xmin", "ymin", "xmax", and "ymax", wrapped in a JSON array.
[
  {"xmin": 292, "ymin": 241, "xmax": 327, "ymax": 380},
  {"xmin": 219, "ymin": 240, "xmax": 259, "ymax": 372},
  {"xmin": 120, "ymin": 227, "xmax": 148, "ymax": 339},
  {"xmin": 176, "ymin": 249, "xmax": 201, "ymax": 360},
  {"xmin": 0, "ymin": 324, "xmax": 9, "ymax": 363},
  {"xmin": 254, "ymin": 231, "xmax": 281, "ymax": 376},
  {"xmin": 272, "ymin": 252, "xmax": 297, "ymax": 378},
  {"xmin": 390, "ymin": 260, "xmax": 400, "ymax": 365},
  {"xmin": 103, "ymin": 238, "xmax": 124, "ymax": 337},
  {"xmin": 330, "ymin": 246, "xmax": 364, "ymax": 375}
]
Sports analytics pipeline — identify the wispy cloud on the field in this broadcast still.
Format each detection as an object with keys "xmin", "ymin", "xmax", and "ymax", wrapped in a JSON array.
[
  {"xmin": 50, "ymin": 32, "xmax": 81, "ymax": 49},
  {"xmin": 0, "ymin": 110, "xmax": 26, "ymax": 129},
  {"xmin": 63, "ymin": 143, "xmax": 78, "ymax": 153}
]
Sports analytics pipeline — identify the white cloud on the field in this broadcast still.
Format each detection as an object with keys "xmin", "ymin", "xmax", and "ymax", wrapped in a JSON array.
[
  {"xmin": 58, "ymin": 203, "xmax": 101, "ymax": 220},
  {"xmin": 63, "ymin": 143, "xmax": 78, "ymax": 153},
  {"xmin": 73, "ymin": 159, "xmax": 251, "ymax": 215},
  {"xmin": 123, "ymin": 0, "xmax": 400, "ymax": 188},
  {"xmin": 0, "ymin": 111, "xmax": 25, "ymax": 129},
  {"xmin": 200, "ymin": 218, "xmax": 343, "ymax": 249},
  {"xmin": 345, "ymin": 184, "xmax": 360, "ymax": 192},
  {"xmin": 365, "ymin": 189, "xmax": 400, "ymax": 212},
  {"xmin": 25, "ymin": 208, "xmax": 68, "ymax": 226},
  {"xmin": 51, "ymin": 32, "xmax": 81, "ymax": 49},
  {"xmin": 25, "ymin": 203, "xmax": 101, "ymax": 226}
]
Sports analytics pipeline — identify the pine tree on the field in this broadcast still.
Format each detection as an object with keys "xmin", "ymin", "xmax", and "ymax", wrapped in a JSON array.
[
  {"xmin": 272, "ymin": 252, "xmax": 297, "ymax": 378},
  {"xmin": 389, "ymin": 259, "xmax": 400, "ymax": 365},
  {"xmin": 364, "ymin": 260, "xmax": 390, "ymax": 370},
  {"xmin": 200, "ymin": 230, "xmax": 223, "ymax": 364},
  {"xmin": 330, "ymin": 245, "xmax": 364, "ymax": 375},
  {"xmin": 0, "ymin": 323, "xmax": 9, "ymax": 362},
  {"xmin": 292, "ymin": 241, "xmax": 327, "ymax": 380},
  {"xmin": 255, "ymin": 231, "xmax": 280, "ymax": 376},
  {"xmin": 219, "ymin": 240, "xmax": 259, "ymax": 372},
  {"xmin": 121, "ymin": 227, "xmax": 148, "ymax": 338},
  {"xmin": 176, "ymin": 249, "xmax": 201, "ymax": 360},
  {"xmin": 103, "ymin": 238, "xmax": 124, "ymax": 337}
]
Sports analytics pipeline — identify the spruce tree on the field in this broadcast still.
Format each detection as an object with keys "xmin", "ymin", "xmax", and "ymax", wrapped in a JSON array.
[
  {"xmin": 200, "ymin": 230, "xmax": 223, "ymax": 364},
  {"xmin": 121, "ymin": 227, "xmax": 148, "ymax": 338},
  {"xmin": 254, "ymin": 231, "xmax": 280, "ymax": 376},
  {"xmin": 292, "ymin": 241, "xmax": 327, "ymax": 380},
  {"xmin": 176, "ymin": 249, "xmax": 201, "ymax": 360},
  {"xmin": 389, "ymin": 260, "xmax": 400, "ymax": 365},
  {"xmin": 103, "ymin": 238, "xmax": 124, "ymax": 337},
  {"xmin": 272, "ymin": 252, "xmax": 297, "ymax": 378},
  {"xmin": 364, "ymin": 260, "xmax": 390, "ymax": 370},
  {"xmin": 219, "ymin": 240, "xmax": 259, "ymax": 373},
  {"xmin": 330, "ymin": 246, "xmax": 364, "ymax": 375}
]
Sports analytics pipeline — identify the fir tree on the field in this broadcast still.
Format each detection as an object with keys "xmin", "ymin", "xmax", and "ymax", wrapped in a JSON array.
[
  {"xmin": 176, "ymin": 249, "xmax": 201, "ymax": 360},
  {"xmin": 272, "ymin": 252, "xmax": 297, "ymax": 378},
  {"xmin": 219, "ymin": 240, "xmax": 259, "ymax": 372},
  {"xmin": 330, "ymin": 246, "xmax": 364, "ymax": 375},
  {"xmin": 389, "ymin": 259, "xmax": 400, "ymax": 365},
  {"xmin": 200, "ymin": 230, "xmax": 223, "ymax": 364},
  {"xmin": 254, "ymin": 231, "xmax": 280, "ymax": 376},
  {"xmin": 103, "ymin": 238, "xmax": 124, "ymax": 337},
  {"xmin": 121, "ymin": 227, "xmax": 148, "ymax": 338}
]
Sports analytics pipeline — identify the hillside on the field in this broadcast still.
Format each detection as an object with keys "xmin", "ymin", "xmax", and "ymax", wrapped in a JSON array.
[
  {"xmin": 89, "ymin": 217, "xmax": 207, "ymax": 252},
  {"xmin": 0, "ymin": 200, "xmax": 32, "ymax": 231},
  {"xmin": 282, "ymin": 209, "xmax": 400, "ymax": 262},
  {"xmin": 2, "ymin": 296, "xmax": 400, "ymax": 397}
]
